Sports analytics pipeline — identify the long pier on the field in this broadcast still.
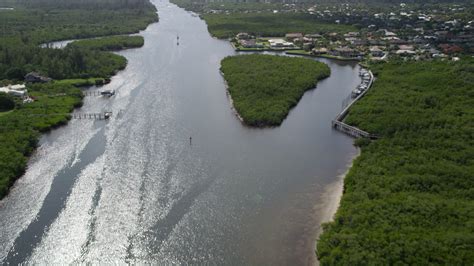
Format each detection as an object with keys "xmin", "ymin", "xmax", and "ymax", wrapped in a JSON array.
[
  {"xmin": 28, "ymin": 112, "xmax": 112, "ymax": 120},
  {"xmin": 71, "ymin": 112, "xmax": 112, "ymax": 120},
  {"xmin": 332, "ymin": 70, "xmax": 378, "ymax": 139},
  {"xmin": 83, "ymin": 90, "xmax": 115, "ymax": 97}
]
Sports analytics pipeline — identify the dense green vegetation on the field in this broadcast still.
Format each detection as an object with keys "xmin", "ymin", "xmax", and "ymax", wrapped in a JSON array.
[
  {"xmin": 53, "ymin": 78, "xmax": 107, "ymax": 87},
  {"xmin": 202, "ymin": 13, "xmax": 357, "ymax": 39},
  {"xmin": 0, "ymin": 0, "xmax": 157, "ymax": 81},
  {"xmin": 172, "ymin": 0, "xmax": 473, "ymax": 5},
  {"xmin": 317, "ymin": 59, "xmax": 474, "ymax": 264},
  {"xmin": 68, "ymin": 36, "xmax": 145, "ymax": 51},
  {"xmin": 170, "ymin": 0, "xmax": 288, "ymax": 13},
  {"xmin": 0, "ymin": 93, "xmax": 15, "ymax": 111},
  {"xmin": 0, "ymin": 83, "xmax": 83, "ymax": 198},
  {"xmin": 13, "ymin": 0, "xmax": 154, "ymax": 9},
  {"xmin": 220, "ymin": 54, "xmax": 330, "ymax": 126},
  {"xmin": 0, "ymin": 5, "xmax": 157, "ymax": 44},
  {"xmin": 1, "ymin": 46, "xmax": 127, "ymax": 80},
  {"xmin": 0, "ymin": 0, "xmax": 157, "ymax": 199}
]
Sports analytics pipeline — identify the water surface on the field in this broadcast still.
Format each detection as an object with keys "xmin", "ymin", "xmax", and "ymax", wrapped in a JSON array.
[{"xmin": 0, "ymin": 1, "xmax": 360, "ymax": 264}]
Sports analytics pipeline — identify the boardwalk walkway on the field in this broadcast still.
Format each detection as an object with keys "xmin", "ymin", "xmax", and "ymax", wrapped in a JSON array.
[{"xmin": 332, "ymin": 70, "xmax": 378, "ymax": 139}]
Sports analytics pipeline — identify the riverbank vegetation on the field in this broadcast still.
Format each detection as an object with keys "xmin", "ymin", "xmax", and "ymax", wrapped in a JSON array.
[
  {"xmin": 1, "ymin": 46, "xmax": 127, "ymax": 80},
  {"xmin": 220, "ymin": 54, "xmax": 330, "ymax": 126},
  {"xmin": 0, "ymin": 0, "xmax": 157, "ymax": 80},
  {"xmin": 286, "ymin": 50, "xmax": 361, "ymax": 61},
  {"xmin": 171, "ymin": 0, "xmax": 357, "ymax": 39},
  {"xmin": 0, "ymin": 0, "xmax": 157, "ymax": 199},
  {"xmin": 202, "ymin": 13, "xmax": 357, "ymax": 39},
  {"xmin": 67, "ymin": 36, "xmax": 145, "ymax": 51},
  {"xmin": 317, "ymin": 58, "xmax": 474, "ymax": 264},
  {"xmin": 0, "ymin": 83, "xmax": 83, "ymax": 198}
]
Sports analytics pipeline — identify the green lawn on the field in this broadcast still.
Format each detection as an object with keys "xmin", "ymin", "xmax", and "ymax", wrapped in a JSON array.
[{"xmin": 220, "ymin": 54, "xmax": 330, "ymax": 126}]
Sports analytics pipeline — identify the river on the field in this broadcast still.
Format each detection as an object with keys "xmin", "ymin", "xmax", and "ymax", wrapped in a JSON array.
[{"xmin": 0, "ymin": 1, "xmax": 360, "ymax": 264}]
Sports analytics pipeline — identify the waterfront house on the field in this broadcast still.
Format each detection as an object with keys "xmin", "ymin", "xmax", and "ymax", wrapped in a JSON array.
[
  {"xmin": 395, "ymin": 49, "xmax": 416, "ymax": 55},
  {"xmin": 369, "ymin": 46, "xmax": 385, "ymax": 57},
  {"xmin": 236, "ymin": 32, "xmax": 251, "ymax": 40},
  {"xmin": 268, "ymin": 39, "xmax": 295, "ymax": 49},
  {"xmin": 329, "ymin": 47, "xmax": 362, "ymax": 59},
  {"xmin": 24, "ymin": 72, "xmax": 51, "ymax": 83},
  {"xmin": 305, "ymin": 34, "xmax": 322, "ymax": 39},
  {"xmin": 312, "ymin": 47, "xmax": 328, "ymax": 55},
  {"xmin": 344, "ymin": 32, "xmax": 360, "ymax": 38},
  {"xmin": 438, "ymin": 44, "xmax": 463, "ymax": 54},
  {"xmin": 285, "ymin": 33, "xmax": 303, "ymax": 42},
  {"xmin": 398, "ymin": 45, "xmax": 415, "ymax": 51},
  {"xmin": 239, "ymin": 39, "xmax": 264, "ymax": 48},
  {"xmin": 0, "ymin": 84, "xmax": 28, "ymax": 98}
]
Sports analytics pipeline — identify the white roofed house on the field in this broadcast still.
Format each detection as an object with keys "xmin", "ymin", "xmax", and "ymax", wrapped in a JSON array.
[
  {"xmin": 236, "ymin": 32, "xmax": 251, "ymax": 40},
  {"xmin": 268, "ymin": 39, "xmax": 295, "ymax": 49},
  {"xmin": 0, "ymin": 84, "xmax": 28, "ymax": 99},
  {"xmin": 285, "ymin": 33, "xmax": 303, "ymax": 42},
  {"xmin": 329, "ymin": 47, "xmax": 363, "ymax": 59},
  {"xmin": 369, "ymin": 46, "xmax": 385, "ymax": 57},
  {"xmin": 239, "ymin": 39, "xmax": 264, "ymax": 49}
]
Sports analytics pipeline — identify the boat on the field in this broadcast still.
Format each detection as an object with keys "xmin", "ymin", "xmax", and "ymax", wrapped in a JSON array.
[
  {"xmin": 351, "ymin": 89, "xmax": 361, "ymax": 98},
  {"xmin": 100, "ymin": 90, "xmax": 115, "ymax": 97},
  {"xmin": 104, "ymin": 111, "xmax": 112, "ymax": 119}
]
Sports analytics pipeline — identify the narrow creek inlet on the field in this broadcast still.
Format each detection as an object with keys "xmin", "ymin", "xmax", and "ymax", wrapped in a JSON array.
[{"xmin": 0, "ymin": 0, "xmax": 361, "ymax": 264}]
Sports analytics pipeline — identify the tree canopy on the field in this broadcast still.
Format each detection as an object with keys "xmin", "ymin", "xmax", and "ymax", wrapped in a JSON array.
[
  {"xmin": 317, "ymin": 58, "xmax": 474, "ymax": 265},
  {"xmin": 220, "ymin": 54, "xmax": 330, "ymax": 126}
]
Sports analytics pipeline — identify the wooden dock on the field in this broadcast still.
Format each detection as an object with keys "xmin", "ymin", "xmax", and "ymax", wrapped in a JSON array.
[
  {"xmin": 332, "ymin": 120, "xmax": 372, "ymax": 138},
  {"xmin": 83, "ymin": 90, "xmax": 115, "ymax": 97},
  {"xmin": 71, "ymin": 112, "xmax": 112, "ymax": 120},
  {"xmin": 28, "ymin": 111, "xmax": 112, "ymax": 120},
  {"xmin": 332, "ymin": 70, "xmax": 378, "ymax": 139}
]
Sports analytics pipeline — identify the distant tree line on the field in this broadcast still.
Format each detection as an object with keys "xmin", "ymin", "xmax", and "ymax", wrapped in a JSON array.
[
  {"xmin": 11, "ymin": 0, "xmax": 155, "ymax": 10},
  {"xmin": 172, "ymin": 0, "xmax": 473, "ymax": 5},
  {"xmin": 0, "ymin": 45, "xmax": 127, "ymax": 80}
]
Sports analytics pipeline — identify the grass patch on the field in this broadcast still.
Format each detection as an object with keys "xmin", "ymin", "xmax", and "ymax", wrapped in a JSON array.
[
  {"xmin": 220, "ymin": 54, "xmax": 330, "ymax": 126},
  {"xmin": 317, "ymin": 58, "xmax": 474, "ymax": 264},
  {"xmin": 0, "ymin": 110, "xmax": 13, "ymax": 117},
  {"xmin": 285, "ymin": 50, "xmax": 311, "ymax": 56}
]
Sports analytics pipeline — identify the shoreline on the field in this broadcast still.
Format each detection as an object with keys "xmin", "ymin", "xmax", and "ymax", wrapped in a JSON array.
[
  {"xmin": 0, "ymin": 29, "xmax": 157, "ymax": 200},
  {"xmin": 220, "ymin": 45, "xmax": 363, "ymax": 264},
  {"xmin": 319, "ymin": 149, "xmax": 360, "ymax": 226},
  {"xmin": 285, "ymin": 50, "xmax": 361, "ymax": 62},
  {"xmin": 220, "ymin": 71, "xmax": 246, "ymax": 124},
  {"xmin": 313, "ymin": 149, "xmax": 361, "ymax": 264}
]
